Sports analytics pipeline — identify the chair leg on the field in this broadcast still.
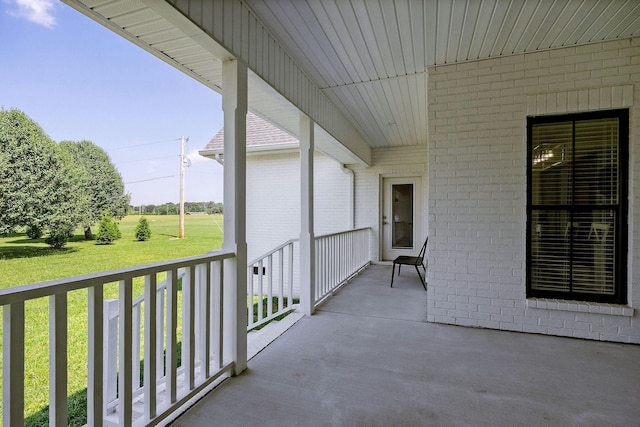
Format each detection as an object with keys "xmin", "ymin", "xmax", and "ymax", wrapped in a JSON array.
[
  {"xmin": 415, "ymin": 265, "xmax": 427, "ymax": 291},
  {"xmin": 390, "ymin": 263, "xmax": 396, "ymax": 287}
]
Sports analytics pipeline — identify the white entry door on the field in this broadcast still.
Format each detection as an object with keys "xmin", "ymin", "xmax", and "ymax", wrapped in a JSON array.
[{"xmin": 382, "ymin": 177, "xmax": 421, "ymax": 261}]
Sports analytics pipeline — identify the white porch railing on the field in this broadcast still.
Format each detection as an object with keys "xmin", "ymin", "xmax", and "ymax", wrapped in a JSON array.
[
  {"xmin": 0, "ymin": 251, "xmax": 235, "ymax": 426},
  {"xmin": 315, "ymin": 227, "xmax": 370, "ymax": 304},
  {"xmin": 102, "ymin": 268, "xmax": 189, "ymax": 421},
  {"xmin": 246, "ymin": 227, "xmax": 371, "ymax": 328},
  {"xmin": 247, "ymin": 239, "xmax": 297, "ymax": 331},
  {"xmin": 0, "ymin": 228, "xmax": 371, "ymax": 426}
]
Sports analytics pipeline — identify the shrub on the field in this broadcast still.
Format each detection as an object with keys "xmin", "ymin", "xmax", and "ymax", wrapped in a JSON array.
[
  {"xmin": 135, "ymin": 217, "xmax": 152, "ymax": 241},
  {"xmin": 95, "ymin": 213, "xmax": 121, "ymax": 244},
  {"xmin": 26, "ymin": 224, "xmax": 43, "ymax": 240},
  {"xmin": 45, "ymin": 227, "xmax": 71, "ymax": 249}
]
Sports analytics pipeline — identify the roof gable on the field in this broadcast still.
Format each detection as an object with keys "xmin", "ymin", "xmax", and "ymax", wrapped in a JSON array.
[{"xmin": 201, "ymin": 112, "xmax": 298, "ymax": 153}]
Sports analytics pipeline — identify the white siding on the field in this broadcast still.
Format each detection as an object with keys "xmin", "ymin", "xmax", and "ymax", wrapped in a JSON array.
[
  {"xmin": 246, "ymin": 151, "xmax": 351, "ymax": 262},
  {"xmin": 427, "ymin": 37, "xmax": 640, "ymax": 343}
]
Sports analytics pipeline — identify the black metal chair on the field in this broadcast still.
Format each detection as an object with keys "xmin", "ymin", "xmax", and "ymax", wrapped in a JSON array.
[{"xmin": 390, "ymin": 237, "xmax": 428, "ymax": 290}]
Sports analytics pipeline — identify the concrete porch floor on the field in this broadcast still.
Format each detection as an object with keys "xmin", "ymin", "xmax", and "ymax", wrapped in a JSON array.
[{"xmin": 171, "ymin": 264, "xmax": 640, "ymax": 426}]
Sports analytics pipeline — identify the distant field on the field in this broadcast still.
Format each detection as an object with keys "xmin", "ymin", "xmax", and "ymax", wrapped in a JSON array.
[{"xmin": 0, "ymin": 215, "xmax": 224, "ymax": 422}]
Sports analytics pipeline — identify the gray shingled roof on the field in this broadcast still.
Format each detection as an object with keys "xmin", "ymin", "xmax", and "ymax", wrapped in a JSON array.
[{"xmin": 201, "ymin": 112, "xmax": 298, "ymax": 154}]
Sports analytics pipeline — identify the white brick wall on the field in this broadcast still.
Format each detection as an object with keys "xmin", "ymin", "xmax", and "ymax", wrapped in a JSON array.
[
  {"xmin": 349, "ymin": 145, "xmax": 428, "ymax": 262},
  {"xmin": 427, "ymin": 37, "xmax": 640, "ymax": 343}
]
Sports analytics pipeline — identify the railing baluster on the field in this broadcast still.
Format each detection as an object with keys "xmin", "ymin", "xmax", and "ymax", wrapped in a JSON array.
[
  {"xmin": 184, "ymin": 265, "xmax": 196, "ymax": 391},
  {"xmin": 214, "ymin": 261, "xmax": 224, "ymax": 369},
  {"xmin": 267, "ymin": 255, "xmax": 273, "ymax": 317},
  {"xmin": 156, "ymin": 282, "xmax": 165, "ymax": 382},
  {"xmin": 87, "ymin": 285, "xmax": 103, "ymax": 426},
  {"xmin": 257, "ymin": 260, "xmax": 264, "ymax": 322},
  {"xmin": 321, "ymin": 239, "xmax": 325, "ymax": 300},
  {"xmin": 3, "ymin": 301, "xmax": 25, "ymax": 427},
  {"xmin": 278, "ymin": 249, "xmax": 284, "ymax": 312},
  {"xmin": 50, "ymin": 293, "xmax": 68, "ymax": 426},
  {"xmin": 166, "ymin": 268, "xmax": 178, "ymax": 404},
  {"xmin": 340, "ymin": 234, "xmax": 345, "ymax": 282},
  {"xmin": 329, "ymin": 235, "xmax": 333, "ymax": 288},
  {"xmin": 288, "ymin": 242, "xmax": 294, "ymax": 305},
  {"xmin": 316, "ymin": 239, "xmax": 321, "ymax": 300},
  {"xmin": 315, "ymin": 239, "xmax": 320, "ymax": 300},
  {"xmin": 119, "ymin": 279, "xmax": 133, "ymax": 426},
  {"xmin": 104, "ymin": 299, "xmax": 118, "ymax": 414},
  {"xmin": 144, "ymin": 274, "xmax": 157, "ymax": 420},
  {"xmin": 329, "ymin": 237, "xmax": 332, "ymax": 291},
  {"xmin": 326, "ymin": 237, "xmax": 331, "ymax": 295},
  {"xmin": 202, "ymin": 262, "xmax": 212, "ymax": 378},
  {"xmin": 247, "ymin": 265, "xmax": 254, "ymax": 329},
  {"xmin": 194, "ymin": 265, "xmax": 203, "ymax": 378},
  {"xmin": 132, "ymin": 300, "xmax": 141, "ymax": 393}
]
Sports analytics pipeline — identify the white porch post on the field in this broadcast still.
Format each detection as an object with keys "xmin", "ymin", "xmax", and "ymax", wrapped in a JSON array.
[
  {"xmin": 222, "ymin": 58, "xmax": 248, "ymax": 374},
  {"xmin": 300, "ymin": 115, "xmax": 315, "ymax": 316}
]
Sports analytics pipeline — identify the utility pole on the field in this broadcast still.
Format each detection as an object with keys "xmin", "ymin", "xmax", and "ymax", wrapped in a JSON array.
[{"xmin": 179, "ymin": 136, "xmax": 189, "ymax": 239}]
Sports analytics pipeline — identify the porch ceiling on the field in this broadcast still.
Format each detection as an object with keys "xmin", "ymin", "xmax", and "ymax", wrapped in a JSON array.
[{"xmin": 63, "ymin": 0, "xmax": 640, "ymax": 153}]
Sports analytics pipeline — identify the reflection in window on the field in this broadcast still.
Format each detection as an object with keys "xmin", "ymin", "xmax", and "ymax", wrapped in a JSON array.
[
  {"xmin": 392, "ymin": 184, "xmax": 413, "ymax": 248},
  {"xmin": 527, "ymin": 110, "xmax": 627, "ymax": 303}
]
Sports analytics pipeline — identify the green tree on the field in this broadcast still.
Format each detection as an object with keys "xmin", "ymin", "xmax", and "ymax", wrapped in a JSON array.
[
  {"xmin": 95, "ymin": 213, "xmax": 122, "ymax": 244},
  {"xmin": 0, "ymin": 109, "xmax": 86, "ymax": 247},
  {"xmin": 60, "ymin": 140, "xmax": 130, "ymax": 239},
  {"xmin": 134, "ymin": 216, "xmax": 152, "ymax": 241}
]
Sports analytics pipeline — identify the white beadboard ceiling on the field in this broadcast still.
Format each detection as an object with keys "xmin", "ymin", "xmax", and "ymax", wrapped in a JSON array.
[
  {"xmin": 64, "ymin": 0, "xmax": 640, "ymax": 155},
  {"xmin": 247, "ymin": 0, "xmax": 640, "ymax": 149}
]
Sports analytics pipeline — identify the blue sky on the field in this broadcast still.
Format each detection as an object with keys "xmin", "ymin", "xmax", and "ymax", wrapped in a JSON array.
[{"xmin": 0, "ymin": 0, "xmax": 225, "ymax": 206}]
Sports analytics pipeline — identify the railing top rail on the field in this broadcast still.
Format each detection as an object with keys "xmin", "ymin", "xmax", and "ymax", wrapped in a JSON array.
[
  {"xmin": 247, "ymin": 238, "xmax": 298, "ymax": 266},
  {"xmin": 0, "ymin": 250, "xmax": 235, "ymax": 306},
  {"xmin": 247, "ymin": 227, "xmax": 372, "ymax": 266},
  {"xmin": 315, "ymin": 227, "xmax": 371, "ymax": 240}
]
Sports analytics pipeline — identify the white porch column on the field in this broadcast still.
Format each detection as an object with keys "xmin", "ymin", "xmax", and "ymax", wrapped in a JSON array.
[
  {"xmin": 222, "ymin": 58, "xmax": 248, "ymax": 374},
  {"xmin": 299, "ymin": 115, "xmax": 315, "ymax": 316}
]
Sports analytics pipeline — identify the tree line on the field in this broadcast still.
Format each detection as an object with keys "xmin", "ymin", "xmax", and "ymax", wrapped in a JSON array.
[
  {"xmin": 0, "ymin": 109, "xmax": 130, "ymax": 247},
  {"xmin": 129, "ymin": 201, "xmax": 223, "ymax": 216}
]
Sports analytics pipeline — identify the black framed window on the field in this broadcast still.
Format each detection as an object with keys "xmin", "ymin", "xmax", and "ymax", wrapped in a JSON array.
[{"xmin": 527, "ymin": 109, "xmax": 628, "ymax": 304}]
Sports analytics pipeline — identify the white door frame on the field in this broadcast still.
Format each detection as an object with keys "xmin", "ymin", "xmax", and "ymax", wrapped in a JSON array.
[{"xmin": 380, "ymin": 176, "xmax": 422, "ymax": 261}]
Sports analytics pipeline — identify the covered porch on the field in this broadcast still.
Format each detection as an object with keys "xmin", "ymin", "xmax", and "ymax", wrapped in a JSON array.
[
  {"xmin": 3, "ymin": 1, "xmax": 639, "ymax": 425},
  {"xmin": 174, "ymin": 264, "xmax": 640, "ymax": 426}
]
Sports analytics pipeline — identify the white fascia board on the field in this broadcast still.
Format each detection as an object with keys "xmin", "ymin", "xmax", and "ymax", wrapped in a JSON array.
[{"xmin": 199, "ymin": 143, "xmax": 300, "ymax": 160}]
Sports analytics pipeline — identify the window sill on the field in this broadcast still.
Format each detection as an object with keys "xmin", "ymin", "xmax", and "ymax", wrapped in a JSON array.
[{"xmin": 526, "ymin": 298, "xmax": 634, "ymax": 317}]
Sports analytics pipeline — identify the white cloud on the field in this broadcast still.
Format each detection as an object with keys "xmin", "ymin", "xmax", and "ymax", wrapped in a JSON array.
[{"xmin": 6, "ymin": 0, "xmax": 56, "ymax": 28}]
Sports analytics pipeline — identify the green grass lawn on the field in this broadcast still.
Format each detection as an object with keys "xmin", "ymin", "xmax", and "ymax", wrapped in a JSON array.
[{"xmin": 0, "ymin": 215, "xmax": 224, "ymax": 424}]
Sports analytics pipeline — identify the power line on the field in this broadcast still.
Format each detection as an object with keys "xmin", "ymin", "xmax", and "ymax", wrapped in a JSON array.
[
  {"xmin": 185, "ymin": 171, "xmax": 223, "ymax": 176},
  {"xmin": 109, "ymin": 138, "xmax": 179, "ymax": 152},
  {"xmin": 125, "ymin": 175, "xmax": 175, "ymax": 184},
  {"xmin": 116, "ymin": 155, "xmax": 177, "ymax": 165}
]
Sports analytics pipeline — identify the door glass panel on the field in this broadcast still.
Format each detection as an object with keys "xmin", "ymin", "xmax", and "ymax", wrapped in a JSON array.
[{"xmin": 392, "ymin": 184, "xmax": 413, "ymax": 248}]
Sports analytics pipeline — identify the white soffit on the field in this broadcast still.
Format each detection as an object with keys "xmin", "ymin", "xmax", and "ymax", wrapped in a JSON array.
[
  {"xmin": 249, "ymin": 72, "xmax": 369, "ymax": 165},
  {"xmin": 63, "ymin": 0, "xmax": 227, "ymax": 92},
  {"xmin": 247, "ymin": 0, "xmax": 640, "ymax": 148},
  {"xmin": 63, "ymin": 0, "xmax": 640, "ymax": 152}
]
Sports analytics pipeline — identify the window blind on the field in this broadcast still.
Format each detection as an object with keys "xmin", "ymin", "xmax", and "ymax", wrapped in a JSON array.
[{"xmin": 528, "ymin": 115, "xmax": 622, "ymax": 300}]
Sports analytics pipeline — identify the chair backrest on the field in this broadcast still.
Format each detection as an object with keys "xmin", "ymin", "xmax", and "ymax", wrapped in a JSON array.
[{"xmin": 417, "ymin": 237, "xmax": 428, "ymax": 260}]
